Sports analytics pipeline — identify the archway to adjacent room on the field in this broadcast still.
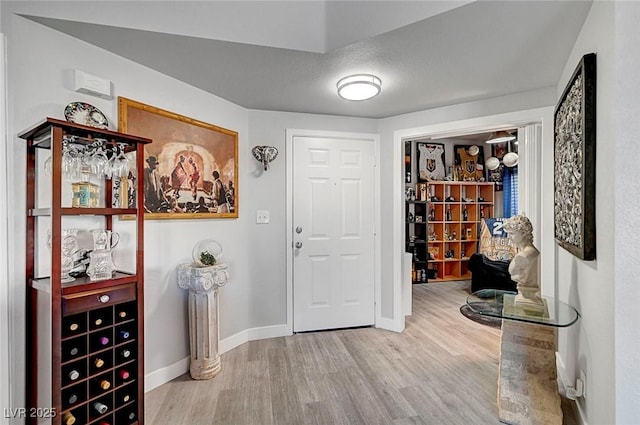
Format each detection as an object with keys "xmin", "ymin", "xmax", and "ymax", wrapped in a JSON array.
[{"xmin": 391, "ymin": 107, "xmax": 554, "ymax": 331}]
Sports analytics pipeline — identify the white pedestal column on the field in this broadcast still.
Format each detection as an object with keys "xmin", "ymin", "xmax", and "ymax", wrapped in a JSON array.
[{"xmin": 177, "ymin": 262, "xmax": 229, "ymax": 380}]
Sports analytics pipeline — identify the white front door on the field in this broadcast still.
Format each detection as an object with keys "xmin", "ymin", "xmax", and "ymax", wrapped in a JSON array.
[{"xmin": 293, "ymin": 136, "xmax": 375, "ymax": 332}]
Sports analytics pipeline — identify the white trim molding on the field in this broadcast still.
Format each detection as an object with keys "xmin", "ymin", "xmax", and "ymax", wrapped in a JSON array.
[
  {"xmin": 285, "ymin": 129, "xmax": 382, "ymax": 333},
  {"xmin": 144, "ymin": 357, "xmax": 189, "ymax": 393},
  {"xmin": 145, "ymin": 323, "xmax": 291, "ymax": 392},
  {"xmin": 219, "ymin": 324, "xmax": 290, "ymax": 354},
  {"xmin": 392, "ymin": 107, "xmax": 554, "ymax": 329},
  {"xmin": 0, "ymin": 33, "xmax": 11, "ymax": 424}
]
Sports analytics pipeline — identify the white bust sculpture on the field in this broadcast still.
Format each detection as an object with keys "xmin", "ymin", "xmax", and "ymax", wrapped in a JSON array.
[{"xmin": 503, "ymin": 214, "xmax": 544, "ymax": 309}]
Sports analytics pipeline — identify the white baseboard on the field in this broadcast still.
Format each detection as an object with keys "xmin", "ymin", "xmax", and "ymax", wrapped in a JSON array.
[
  {"xmin": 556, "ymin": 353, "xmax": 587, "ymax": 425},
  {"xmin": 219, "ymin": 324, "xmax": 290, "ymax": 354},
  {"xmin": 145, "ymin": 356, "xmax": 189, "ymax": 393},
  {"xmin": 144, "ymin": 324, "xmax": 291, "ymax": 392},
  {"xmin": 376, "ymin": 316, "xmax": 404, "ymax": 333}
]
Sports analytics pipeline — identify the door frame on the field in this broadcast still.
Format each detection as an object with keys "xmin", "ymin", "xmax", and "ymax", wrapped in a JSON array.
[
  {"xmin": 286, "ymin": 129, "xmax": 381, "ymax": 334},
  {"xmin": 392, "ymin": 107, "xmax": 555, "ymax": 331},
  {"xmin": 1, "ymin": 33, "xmax": 11, "ymax": 421}
]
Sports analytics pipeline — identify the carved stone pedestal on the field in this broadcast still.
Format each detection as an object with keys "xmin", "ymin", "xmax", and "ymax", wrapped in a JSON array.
[
  {"xmin": 177, "ymin": 262, "xmax": 229, "ymax": 380},
  {"xmin": 498, "ymin": 320, "xmax": 562, "ymax": 425}
]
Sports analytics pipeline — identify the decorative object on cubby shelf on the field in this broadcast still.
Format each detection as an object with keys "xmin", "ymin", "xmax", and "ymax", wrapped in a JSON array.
[
  {"xmin": 416, "ymin": 142, "xmax": 446, "ymax": 181},
  {"xmin": 192, "ymin": 239, "xmax": 223, "ymax": 267},
  {"xmin": 118, "ymin": 97, "xmax": 239, "ymax": 218},
  {"xmin": 405, "ymin": 187, "xmax": 415, "ymax": 201},
  {"xmin": 177, "ymin": 261, "xmax": 229, "ymax": 380},
  {"xmin": 554, "ymin": 53, "xmax": 596, "ymax": 261},
  {"xmin": 64, "ymin": 101, "xmax": 109, "ymax": 129},
  {"xmin": 251, "ymin": 145, "xmax": 279, "ymax": 171}
]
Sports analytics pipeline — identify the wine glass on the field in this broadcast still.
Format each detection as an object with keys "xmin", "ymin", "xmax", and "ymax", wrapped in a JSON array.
[
  {"xmin": 112, "ymin": 143, "xmax": 130, "ymax": 178},
  {"xmin": 90, "ymin": 139, "xmax": 109, "ymax": 178},
  {"xmin": 62, "ymin": 138, "xmax": 82, "ymax": 179}
]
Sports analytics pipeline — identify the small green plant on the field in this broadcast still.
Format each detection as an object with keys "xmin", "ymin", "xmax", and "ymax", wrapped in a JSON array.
[{"xmin": 199, "ymin": 250, "xmax": 217, "ymax": 266}]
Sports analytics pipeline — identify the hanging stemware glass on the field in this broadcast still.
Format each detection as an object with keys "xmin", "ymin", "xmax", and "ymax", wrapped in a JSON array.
[
  {"xmin": 62, "ymin": 137, "xmax": 83, "ymax": 180},
  {"xmin": 91, "ymin": 139, "xmax": 109, "ymax": 178},
  {"xmin": 112, "ymin": 143, "xmax": 130, "ymax": 178}
]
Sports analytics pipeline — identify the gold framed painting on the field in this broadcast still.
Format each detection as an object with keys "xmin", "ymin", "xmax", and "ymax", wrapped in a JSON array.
[{"xmin": 118, "ymin": 97, "xmax": 238, "ymax": 219}]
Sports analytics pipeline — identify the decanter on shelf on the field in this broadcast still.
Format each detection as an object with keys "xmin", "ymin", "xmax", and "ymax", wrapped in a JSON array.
[
  {"xmin": 47, "ymin": 228, "xmax": 80, "ymax": 283},
  {"xmin": 87, "ymin": 229, "xmax": 120, "ymax": 281}
]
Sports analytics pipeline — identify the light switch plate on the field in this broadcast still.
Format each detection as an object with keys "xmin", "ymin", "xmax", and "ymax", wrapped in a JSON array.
[{"xmin": 256, "ymin": 210, "xmax": 270, "ymax": 224}]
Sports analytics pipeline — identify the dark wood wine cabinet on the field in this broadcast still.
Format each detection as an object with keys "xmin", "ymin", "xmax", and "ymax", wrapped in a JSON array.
[{"xmin": 20, "ymin": 118, "xmax": 150, "ymax": 425}]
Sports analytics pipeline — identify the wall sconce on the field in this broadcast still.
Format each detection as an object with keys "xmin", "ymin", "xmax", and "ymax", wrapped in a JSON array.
[{"xmin": 251, "ymin": 146, "xmax": 279, "ymax": 171}]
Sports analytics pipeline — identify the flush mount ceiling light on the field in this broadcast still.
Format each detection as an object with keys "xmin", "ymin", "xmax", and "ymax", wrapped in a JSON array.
[
  {"xmin": 486, "ymin": 130, "xmax": 516, "ymax": 144},
  {"xmin": 337, "ymin": 74, "xmax": 381, "ymax": 101}
]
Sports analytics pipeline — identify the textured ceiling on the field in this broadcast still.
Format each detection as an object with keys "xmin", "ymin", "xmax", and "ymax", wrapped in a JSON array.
[{"xmin": 22, "ymin": 1, "xmax": 592, "ymax": 118}]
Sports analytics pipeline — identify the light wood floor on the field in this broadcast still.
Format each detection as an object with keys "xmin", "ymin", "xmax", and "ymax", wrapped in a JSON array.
[{"xmin": 145, "ymin": 281, "xmax": 576, "ymax": 424}]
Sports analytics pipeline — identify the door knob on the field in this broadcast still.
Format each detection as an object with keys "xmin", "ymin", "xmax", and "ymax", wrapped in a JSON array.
[
  {"xmin": 295, "ymin": 241, "xmax": 303, "ymax": 249},
  {"xmin": 296, "ymin": 226, "xmax": 303, "ymax": 234}
]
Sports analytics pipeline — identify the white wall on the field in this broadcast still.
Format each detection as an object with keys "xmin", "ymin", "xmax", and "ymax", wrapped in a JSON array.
[
  {"xmin": 1, "ymin": 10, "xmax": 381, "ymax": 405},
  {"xmin": 245, "ymin": 110, "xmax": 377, "ymax": 328},
  {"xmin": 614, "ymin": 2, "xmax": 640, "ymax": 424},
  {"xmin": 3, "ymin": 12, "xmax": 251, "ymax": 404},
  {"xmin": 554, "ymin": 2, "xmax": 615, "ymax": 424}
]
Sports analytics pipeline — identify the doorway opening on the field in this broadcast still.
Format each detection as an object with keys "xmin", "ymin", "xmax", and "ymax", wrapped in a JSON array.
[
  {"xmin": 403, "ymin": 130, "xmax": 519, "ymax": 287},
  {"xmin": 392, "ymin": 110, "xmax": 550, "ymax": 330}
]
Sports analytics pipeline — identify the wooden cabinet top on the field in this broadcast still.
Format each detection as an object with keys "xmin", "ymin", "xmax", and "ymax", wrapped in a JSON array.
[{"xmin": 18, "ymin": 117, "xmax": 152, "ymax": 145}]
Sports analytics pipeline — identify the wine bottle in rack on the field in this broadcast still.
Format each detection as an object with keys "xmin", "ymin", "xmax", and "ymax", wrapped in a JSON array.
[
  {"xmin": 69, "ymin": 346, "xmax": 79, "ymax": 357},
  {"xmin": 69, "ymin": 322, "xmax": 79, "ymax": 332},
  {"xmin": 93, "ymin": 402, "xmax": 108, "ymax": 415},
  {"xmin": 119, "ymin": 330, "xmax": 130, "ymax": 339},
  {"xmin": 120, "ymin": 348, "xmax": 132, "ymax": 359},
  {"xmin": 68, "ymin": 369, "xmax": 80, "ymax": 381},
  {"xmin": 67, "ymin": 393, "xmax": 78, "ymax": 405},
  {"xmin": 94, "ymin": 318, "xmax": 103, "ymax": 327},
  {"xmin": 98, "ymin": 335, "xmax": 110, "ymax": 346},
  {"xmin": 118, "ymin": 310, "xmax": 127, "ymax": 319},
  {"xmin": 121, "ymin": 392, "xmax": 131, "ymax": 403},
  {"xmin": 119, "ymin": 369, "xmax": 130, "ymax": 380},
  {"xmin": 94, "ymin": 357, "xmax": 105, "ymax": 368},
  {"xmin": 99, "ymin": 379, "xmax": 111, "ymax": 391},
  {"xmin": 62, "ymin": 411, "xmax": 76, "ymax": 425}
]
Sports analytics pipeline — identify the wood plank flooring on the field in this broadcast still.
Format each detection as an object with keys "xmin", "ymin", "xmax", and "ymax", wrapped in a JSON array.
[{"xmin": 145, "ymin": 281, "xmax": 577, "ymax": 425}]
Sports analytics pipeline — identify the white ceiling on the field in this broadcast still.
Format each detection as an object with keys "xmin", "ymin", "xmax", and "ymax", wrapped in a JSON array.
[{"xmin": 20, "ymin": 1, "xmax": 593, "ymax": 119}]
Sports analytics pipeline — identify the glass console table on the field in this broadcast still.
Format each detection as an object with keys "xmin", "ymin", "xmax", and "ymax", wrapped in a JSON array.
[
  {"xmin": 466, "ymin": 289, "xmax": 579, "ymax": 327},
  {"xmin": 466, "ymin": 290, "xmax": 580, "ymax": 425}
]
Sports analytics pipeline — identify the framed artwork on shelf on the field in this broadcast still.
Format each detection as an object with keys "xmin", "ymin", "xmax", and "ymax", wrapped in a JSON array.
[
  {"xmin": 118, "ymin": 97, "xmax": 238, "ymax": 219},
  {"xmin": 553, "ymin": 53, "xmax": 596, "ymax": 260},
  {"xmin": 492, "ymin": 142, "xmax": 508, "ymax": 160},
  {"xmin": 416, "ymin": 142, "xmax": 446, "ymax": 181},
  {"xmin": 454, "ymin": 145, "xmax": 485, "ymax": 181}
]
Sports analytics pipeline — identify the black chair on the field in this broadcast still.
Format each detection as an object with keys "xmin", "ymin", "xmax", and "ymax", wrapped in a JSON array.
[{"xmin": 468, "ymin": 253, "xmax": 517, "ymax": 293}]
